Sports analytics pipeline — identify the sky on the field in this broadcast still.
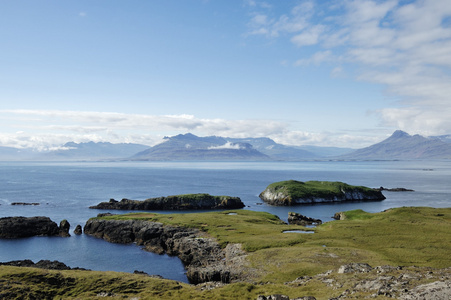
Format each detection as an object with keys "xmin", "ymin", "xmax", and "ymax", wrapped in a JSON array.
[{"xmin": 1, "ymin": 0, "xmax": 450, "ymax": 150}]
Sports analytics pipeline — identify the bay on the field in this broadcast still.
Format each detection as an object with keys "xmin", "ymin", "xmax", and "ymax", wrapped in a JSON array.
[{"xmin": 1, "ymin": 160, "xmax": 450, "ymax": 282}]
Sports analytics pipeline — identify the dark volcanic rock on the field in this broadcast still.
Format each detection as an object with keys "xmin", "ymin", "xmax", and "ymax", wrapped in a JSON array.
[
  {"xmin": 90, "ymin": 193, "xmax": 245, "ymax": 210},
  {"xmin": 83, "ymin": 218, "xmax": 247, "ymax": 284},
  {"xmin": 0, "ymin": 216, "xmax": 60, "ymax": 238},
  {"xmin": 287, "ymin": 212, "xmax": 322, "ymax": 226},
  {"xmin": 59, "ymin": 219, "xmax": 71, "ymax": 237},
  {"xmin": 376, "ymin": 186, "xmax": 414, "ymax": 192},
  {"xmin": 0, "ymin": 259, "xmax": 89, "ymax": 271},
  {"xmin": 74, "ymin": 224, "xmax": 83, "ymax": 235}
]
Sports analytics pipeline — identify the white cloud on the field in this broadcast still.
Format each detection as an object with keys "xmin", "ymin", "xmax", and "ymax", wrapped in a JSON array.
[
  {"xmin": 294, "ymin": 50, "xmax": 333, "ymax": 66},
  {"xmin": 247, "ymin": 0, "xmax": 451, "ymax": 137},
  {"xmin": 246, "ymin": 1, "xmax": 314, "ymax": 38},
  {"xmin": 0, "ymin": 109, "xmax": 379, "ymax": 149},
  {"xmin": 291, "ymin": 25, "xmax": 324, "ymax": 47},
  {"xmin": 208, "ymin": 142, "xmax": 244, "ymax": 150}
]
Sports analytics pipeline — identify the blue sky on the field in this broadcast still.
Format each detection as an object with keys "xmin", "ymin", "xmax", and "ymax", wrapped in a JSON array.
[{"xmin": 1, "ymin": 0, "xmax": 450, "ymax": 150}]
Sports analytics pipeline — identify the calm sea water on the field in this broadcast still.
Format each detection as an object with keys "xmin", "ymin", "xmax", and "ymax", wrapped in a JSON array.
[{"xmin": 1, "ymin": 160, "xmax": 450, "ymax": 282}]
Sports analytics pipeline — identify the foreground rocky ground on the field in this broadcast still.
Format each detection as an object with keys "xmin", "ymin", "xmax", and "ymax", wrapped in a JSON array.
[
  {"xmin": 0, "ymin": 261, "xmax": 450, "ymax": 299},
  {"xmin": 1, "ymin": 207, "xmax": 450, "ymax": 299}
]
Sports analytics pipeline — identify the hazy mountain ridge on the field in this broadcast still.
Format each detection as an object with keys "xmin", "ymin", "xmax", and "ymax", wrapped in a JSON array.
[
  {"xmin": 130, "ymin": 133, "xmax": 348, "ymax": 161},
  {"xmin": 45, "ymin": 142, "xmax": 149, "ymax": 160},
  {"xmin": 1, "ymin": 131, "xmax": 450, "ymax": 161},
  {"xmin": 339, "ymin": 130, "xmax": 451, "ymax": 160},
  {"xmin": 0, "ymin": 142, "xmax": 149, "ymax": 161},
  {"xmin": 227, "ymin": 137, "xmax": 321, "ymax": 160},
  {"xmin": 0, "ymin": 146, "xmax": 36, "ymax": 161},
  {"xmin": 130, "ymin": 134, "xmax": 271, "ymax": 161}
]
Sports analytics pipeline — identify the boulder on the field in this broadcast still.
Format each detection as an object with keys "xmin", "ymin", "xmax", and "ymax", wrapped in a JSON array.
[
  {"xmin": 332, "ymin": 212, "xmax": 346, "ymax": 220},
  {"xmin": 257, "ymin": 296, "xmax": 316, "ymax": 300},
  {"xmin": 59, "ymin": 219, "xmax": 71, "ymax": 237},
  {"xmin": 338, "ymin": 263, "xmax": 373, "ymax": 274},
  {"xmin": 0, "ymin": 216, "xmax": 60, "ymax": 238},
  {"xmin": 287, "ymin": 212, "xmax": 322, "ymax": 226},
  {"xmin": 74, "ymin": 224, "xmax": 83, "ymax": 235}
]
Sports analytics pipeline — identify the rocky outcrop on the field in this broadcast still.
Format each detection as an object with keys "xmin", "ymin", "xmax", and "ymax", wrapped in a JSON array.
[
  {"xmin": 287, "ymin": 212, "xmax": 322, "ymax": 226},
  {"xmin": 337, "ymin": 262, "xmax": 373, "ymax": 273},
  {"xmin": 0, "ymin": 259, "xmax": 89, "ymax": 270},
  {"xmin": 0, "ymin": 216, "xmax": 67, "ymax": 238},
  {"xmin": 259, "ymin": 180, "xmax": 385, "ymax": 206},
  {"xmin": 59, "ymin": 220, "xmax": 71, "ymax": 237},
  {"xmin": 90, "ymin": 193, "xmax": 245, "ymax": 210},
  {"xmin": 11, "ymin": 202, "xmax": 40, "ymax": 206},
  {"xmin": 286, "ymin": 263, "xmax": 451, "ymax": 299},
  {"xmin": 258, "ymin": 296, "xmax": 316, "ymax": 300},
  {"xmin": 332, "ymin": 212, "xmax": 346, "ymax": 220},
  {"xmin": 74, "ymin": 224, "xmax": 83, "ymax": 235},
  {"xmin": 399, "ymin": 281, "xmax": 451, "ymax": 299},
  {"xmin": 375, "ymin": 186, "xmax": 414, "ymax": 192},
  {"xmin": 83, "ymin": 218, "xmax": 248, "ymax": 284}
]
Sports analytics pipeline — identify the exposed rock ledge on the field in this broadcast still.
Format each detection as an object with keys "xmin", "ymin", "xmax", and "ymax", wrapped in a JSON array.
[
  {"xmin": 375, "ymin": 186, "xmax": 414, "ymax": 192},
  {"xmin": 89, "ymin": 193, "xmax": 245, "ymax": 210},
  {"xmin": 260, "ymin": 263, "xmax": 451, "ymax": 300},
  {"xmin": 287, "ymin": 212, "xmax": 322, "ymax": 226},
  {"xmin": 83, "ymin": 218, "xmax": 248, "ymax": 284},
  {"xmin": 0, "ymin": 216, "xmax": 71, "ymax": 238},
  {"xmin": 0, "ymin": 259, "xmax": 89, "ymax": 271}
]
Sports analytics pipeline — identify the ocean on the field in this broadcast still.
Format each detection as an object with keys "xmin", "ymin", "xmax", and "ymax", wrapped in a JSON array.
[{"xmin": 1, "ymin": 160, "xmax": 450, "ymax": 282}]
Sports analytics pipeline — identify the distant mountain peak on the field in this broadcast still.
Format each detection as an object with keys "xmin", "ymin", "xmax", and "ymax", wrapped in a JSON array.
[
  {"xmin": 132, "ymin": 133, "xmax": 269, "ymax": 161},
  {"xmin": 165, "ymin": 133, "xmax": 198, "ymax": 140},
  {"xmin": 390, "ymin": 130, "xmax": 410, "ymax": 138},
  {"xmin": 340, "ymin": 130, "xmax": 451, "ymax": 160}
]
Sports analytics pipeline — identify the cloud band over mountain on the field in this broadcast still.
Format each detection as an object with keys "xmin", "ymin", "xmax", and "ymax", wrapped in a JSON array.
[{"xmin": 0, "ymin": 109, "xmax": 380, "ymax": 150}]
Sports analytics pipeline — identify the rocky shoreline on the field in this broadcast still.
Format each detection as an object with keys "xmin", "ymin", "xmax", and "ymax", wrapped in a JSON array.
[
  {"xmin": 83, "ymin": 217, "xmax": 248, "ymax": 284},
  {"xmin": 0, "ymin": 259, "xmax": 89, "ymax": 271},
  {"xmin": 0, "ymin": 216, "xmax": 73, "ymax": 238}
]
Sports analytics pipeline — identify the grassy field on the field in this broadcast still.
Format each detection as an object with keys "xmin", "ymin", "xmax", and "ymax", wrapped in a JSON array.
[{"xmin": 1, "ymin": 206, "xmax": 450, "ymax": 299}]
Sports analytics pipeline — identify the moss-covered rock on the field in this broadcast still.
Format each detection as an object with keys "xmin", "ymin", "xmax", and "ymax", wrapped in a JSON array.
[{"xmin": 259, "ymin": 180, "xmax": 385, "ymax": 206}]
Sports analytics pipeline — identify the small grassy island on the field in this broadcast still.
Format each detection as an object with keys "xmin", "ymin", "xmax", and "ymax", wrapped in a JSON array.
[
  {"xmin": 89, "ymin": 193, "xmax": 245, "ymax": 210},
  {"xmin": 1, "ymin": 207, "xmax": 450, "ymax": 299},
  {"xmin": 259, "ymin": 180, "xmax": 386, "ymax": 205}
]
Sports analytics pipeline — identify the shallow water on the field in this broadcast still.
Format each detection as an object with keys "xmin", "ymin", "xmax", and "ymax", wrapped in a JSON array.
[{"xmin": 1, "ymin": 160, "xmax": 450, "ymax": 282}]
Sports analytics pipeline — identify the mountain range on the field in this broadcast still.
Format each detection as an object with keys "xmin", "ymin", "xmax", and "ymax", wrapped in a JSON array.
[
  {"xmin": 1, "ymin": 130, "xmax": 450, "ymax": 161},
  {"xmin": 338, "ymin": 130, "xmax": 451, "ymax": 160}
]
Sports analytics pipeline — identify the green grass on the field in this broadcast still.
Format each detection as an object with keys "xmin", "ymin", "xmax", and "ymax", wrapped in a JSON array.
[
  {"xmin": 264, "ymin": 180, "xmax": 378, "ymax": 204},
  {"xmin": 3, "ymin": 207, "xmax": 451, "ymax": 299},
  {"xmin": 97, "ymin": 207, "xmax": 451, "ymax": 280},
  {"xmin": 99, "ymin": 210, "xmax": 308, "ymax": 251}
]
